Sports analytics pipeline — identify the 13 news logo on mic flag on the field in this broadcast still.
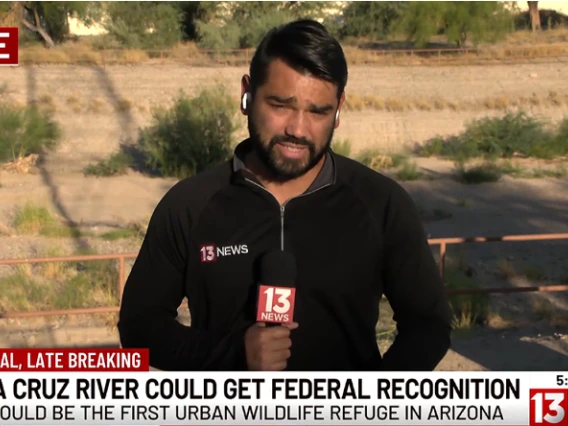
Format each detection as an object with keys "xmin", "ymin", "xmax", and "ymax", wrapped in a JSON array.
[
  {"xmin": 0, "ymin": 348, "xmax": 567, "ymax": 426},
  {"xmin": 257, "ymin": 284, "xmax": 296, "ymax": 323}
]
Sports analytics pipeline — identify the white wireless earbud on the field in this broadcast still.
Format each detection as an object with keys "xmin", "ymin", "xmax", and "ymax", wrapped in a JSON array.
[
  {"xmin": 242, "ymin": 92, "xmax": 251, "ymax": 110},
  {"xmin": 335, "ymin": 109, "xmax": 340, "ymax": 121}
]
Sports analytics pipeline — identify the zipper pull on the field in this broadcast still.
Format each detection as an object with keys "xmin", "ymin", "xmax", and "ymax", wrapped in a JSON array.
[{"xmin": 280, "ymin": 205, "xmax": 285, "ymax": 251}]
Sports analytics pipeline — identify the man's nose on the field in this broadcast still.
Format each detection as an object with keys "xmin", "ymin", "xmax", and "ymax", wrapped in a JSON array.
[{"xmin": 285, "ymin": 110, "xmax": 309, "ymax": 139}]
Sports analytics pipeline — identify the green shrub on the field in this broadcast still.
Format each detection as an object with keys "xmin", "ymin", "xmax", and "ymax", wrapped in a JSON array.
[
  {"xmin": 197, "ymin": 11, "xmax": 295, "ymax": 49},
  {"xmin": 419, "ymin": 111, "xmax": 567, "ymax": 160},
  {"xmin": 0, "ymin": 104, "xmax": 60, "ymax": 163},
  {"xmin": 137, "ymin": 86, "xmax": 238, "ymax": 179},
  {"xmin": 103, "ymin": 2, "xmax": 183, "ymax": 49},
  {"xmin": 444, "ymin": 268, "xmax": 491, "ymax": 329},
  {"xmin": 396, "ymin": 161, "xmax": 422, "ymax": 180},
  {"xmin": 196, "ymin": 21, "xmax": 241, "ymax": 50},
  {"xmin": 12, "ymin": 202, "xmax": 56, "ymax": 235},
  {"xmin": 528, "ymin": 117, "xmax": 568, "ymax": 159},
  {"xmin": 237, "ymin": 12, "xmax": 296, "ymax": 48},
  {"xmin": 332, "ymin": 139, "xmax": 352, "ymax": 157},
  {"xmin": 83, "ymin": 151, "xmax": 132, "ymax": 177},
  {"xmin": 0, "ymin": 250, "xmax": 118, "ymax": 313},
  {"xmin": 454, "ymin": 161, "xmax": 502, "ymax": 184}
]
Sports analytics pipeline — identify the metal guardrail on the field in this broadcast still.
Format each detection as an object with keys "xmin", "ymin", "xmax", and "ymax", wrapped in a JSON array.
[
  {"xmin": 0, "ymin": 253, "xmax": 137, "ymax": 319},
  {"xmin": 429, "ymin": 233, "xmax": 568, "ymax": 295},
  {"xmin": 0, "ymin": 233, "xmax": 567, "ymax": 319}
]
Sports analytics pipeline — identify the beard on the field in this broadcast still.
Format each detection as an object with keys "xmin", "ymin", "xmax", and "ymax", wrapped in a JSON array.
[{"xmin": 248, "ymin": 118, "xmax": 335, "ymax": 182}]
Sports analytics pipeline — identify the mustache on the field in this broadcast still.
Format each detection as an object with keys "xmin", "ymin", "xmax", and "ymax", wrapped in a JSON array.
[{"xmin": 269, "ymin": 135, "xmax": 315, "ymax": 149}]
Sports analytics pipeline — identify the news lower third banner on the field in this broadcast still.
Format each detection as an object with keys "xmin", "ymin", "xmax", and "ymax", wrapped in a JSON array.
[{"xmin": 0, "ymin": 349, "xmax": 567, "ymax": 425}]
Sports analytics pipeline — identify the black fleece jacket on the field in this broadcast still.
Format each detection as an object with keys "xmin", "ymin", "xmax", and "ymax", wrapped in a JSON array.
[{"xmin": 118, "ymin": 139, "xmax": 453, "ymax": 371}]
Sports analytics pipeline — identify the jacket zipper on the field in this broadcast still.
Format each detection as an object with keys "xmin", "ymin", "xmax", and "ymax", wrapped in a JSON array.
[{"xmin": 244, "ymin": 178, "xmax": 331, "ymax": 250}]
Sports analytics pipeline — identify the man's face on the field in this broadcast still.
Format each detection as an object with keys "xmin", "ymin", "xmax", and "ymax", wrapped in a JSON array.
[{"xmin": 247, "ymin": 59, "xmax": 341, "ymax": 181}]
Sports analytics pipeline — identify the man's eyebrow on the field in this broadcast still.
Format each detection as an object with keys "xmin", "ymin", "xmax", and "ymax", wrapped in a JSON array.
[
  {"xmin": 265, "ymin": 95, "xmax": 334, "ymax": 113},
  {"xmin": 309, "ymin": 103, "xmax": 334, "ymax": 113},
  {"xmin": 265, "ymin": 95, "xmax": 296, "ymax": 104}
]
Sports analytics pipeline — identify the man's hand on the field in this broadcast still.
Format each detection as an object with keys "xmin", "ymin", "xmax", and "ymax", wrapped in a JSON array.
[{"xmin": 244, "ymin": 322, "xmax": 298, "ymax": 371}]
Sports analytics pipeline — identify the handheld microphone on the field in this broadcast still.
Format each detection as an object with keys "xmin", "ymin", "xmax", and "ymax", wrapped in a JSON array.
[{"xmin": 256, "ymin": 249, "xmax": 297, "ymax": 325}]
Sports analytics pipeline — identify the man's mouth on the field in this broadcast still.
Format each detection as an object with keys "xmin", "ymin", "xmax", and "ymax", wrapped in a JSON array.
[{"xmin": 278, "ymin": 141, "xmax": 307, "ymax": 152}]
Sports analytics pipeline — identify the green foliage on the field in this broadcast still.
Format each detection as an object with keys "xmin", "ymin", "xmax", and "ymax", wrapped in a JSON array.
[
  {"xmin": 444, "ymin": 267, "xmax": 490, "ymax": 329},
  {"xmin": 340, "ymin": 2, "xmax": 407, "ymax": 40},
  {"xmin": 0, "ymin": 249, "xmax": 118, "ymax": 312},
  {"xmin": 35, "ymin": 2, "xmax": 71, "ymax": 43},
  {"xmin": 195, "ymin": 2, "xmax": 334, "ymax": 49},
  {"xmin": 137, "ymin": 86, "xmax": 238, "ymax": 179},
  {"xmin": 12, "ymin": 202, "xmax": 56, "ymax": 235},
  {"xmin": 20, "ymin": 1, "xmax": 99, "ymax": 44},
  {"xmin": 102, "ymin": 1, "xmax": 183, "ymax": 49},
  {"xmin": 0, "ymin": 2, "xmax": 11, "ymax": 14},
  {"xmin": 0, "ymin": 104, "xmax": 60, "ymax": 163},
  {"xmin": 531, "ymin": 117, "xmax": 568, "ymax": 160},
  {"xmin": 196, "ymin": 21, "xmax": 241, "ymax": 50},
  {"xmin": 83, "ymin": 151, "xmax": 132, "ymax": 177},
  {"xmin": 175, "ymin": 2, "xmax": 218, "ymax": 41},
  {"xmin": 331, "ymin": 139, "xmax": 352, "ymax": 157},
  {"xmin": 238, "ymin": 12, "xmax": 297, "ymax": 49},
  {"xmin": 394, "ymin": 1, "xmax": 513, "ymax": 47},
  {"xmin": 418, "ymin": 112, "xmax": 568, "ymax": 161},
  {"xmin": 395, "ymin": 161, "xmax": 422, "ymax": 181}
]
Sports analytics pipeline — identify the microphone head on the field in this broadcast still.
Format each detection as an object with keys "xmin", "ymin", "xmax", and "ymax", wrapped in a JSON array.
[{"xmin": 259, "ymin": 249, "xmax": 297, "ymax": 287}]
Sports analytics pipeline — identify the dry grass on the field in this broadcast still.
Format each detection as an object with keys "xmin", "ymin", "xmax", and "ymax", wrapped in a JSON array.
[
  {"xmin": 0, "ymin": 222, "xmax": 13, "ymax": 236},
  {"xmin": 504, "ymin": 27, "xmax": 568, "ymax": 45},
  {"xmin": 1, "ymin": 154, "xmax": 39, "ymax": 174},
  {"xmin": 342, "ymin": 91, "xmax": 568, "ymax": 113},
  {"xmin": 16, "ymin": 72, "xmax": 568, "ymax": 118},
  {"xmin": 0, "ymin": 253, "xmax": 119, "ymax": 314},
  {"xmin": 17, "ymin": 29, "xmax": 568, "ymax": 67},
  {"xmin": 7, "ymin": 201, "xmax": 147, "ymax": 242}
]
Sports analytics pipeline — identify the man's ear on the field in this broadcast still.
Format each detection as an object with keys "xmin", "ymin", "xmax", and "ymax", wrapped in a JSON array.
[
  {"xmin": 241, "ymin": 75, "xmax": 252, "ymax": 115},
  {"xmin": 334, "ymin": 91, "xmax": 346, "ymax": 129}
]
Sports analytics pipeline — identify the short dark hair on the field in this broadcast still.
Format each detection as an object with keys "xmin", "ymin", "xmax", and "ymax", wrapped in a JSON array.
[{"xmin": 249, "ymin": 19, "xmax": 348, "ymax": 100}]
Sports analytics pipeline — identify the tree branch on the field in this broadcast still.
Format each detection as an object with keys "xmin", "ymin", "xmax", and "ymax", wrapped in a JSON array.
[{"xmin": 20, "ymin": 4, "xmax": 55, "ymax": 48}]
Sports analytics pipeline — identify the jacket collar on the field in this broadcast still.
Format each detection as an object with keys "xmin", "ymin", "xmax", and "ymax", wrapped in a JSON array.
[{"xmin": 231, "ymin": 139, "xmax": 336, "ymax": 192}]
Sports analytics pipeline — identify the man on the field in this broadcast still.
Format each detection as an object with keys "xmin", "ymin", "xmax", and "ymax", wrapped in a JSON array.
[{"xmin": 118, "ymin": 19, "xmax": 453, "ymax": 371}]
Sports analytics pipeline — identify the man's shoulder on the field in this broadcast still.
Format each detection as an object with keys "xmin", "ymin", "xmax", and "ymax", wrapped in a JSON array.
[
  {"xmin": 333, "ymin": 153, "xmax": 409, "ymax": 202},
  {"xmin": 155, "ymin": 160, "xmax": 233, "ymax": 216},
  {"xmin": 333, "ymin": 153, "xmax": 424, "ymax": 236}
]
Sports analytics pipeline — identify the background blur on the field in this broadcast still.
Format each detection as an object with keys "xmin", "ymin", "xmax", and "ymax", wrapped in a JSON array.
[{"xmin": 0, "ymin": 1, "xmax": 567, "ymax": 370}]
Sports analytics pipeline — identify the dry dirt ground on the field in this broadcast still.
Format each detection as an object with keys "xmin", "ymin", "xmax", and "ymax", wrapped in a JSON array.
[{"xmin": 0, "ymin": 61, "xmax": 567, "ymax": 371}]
